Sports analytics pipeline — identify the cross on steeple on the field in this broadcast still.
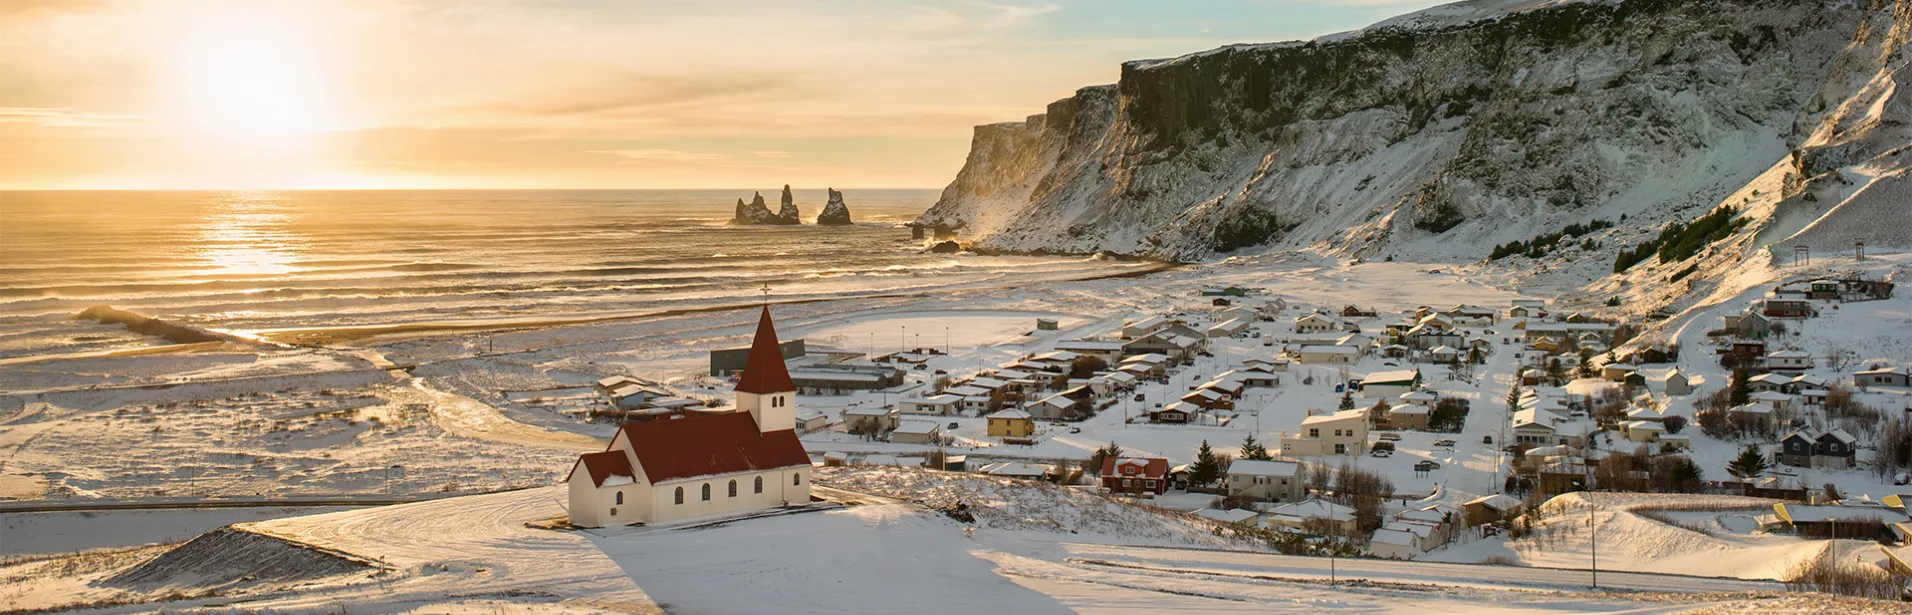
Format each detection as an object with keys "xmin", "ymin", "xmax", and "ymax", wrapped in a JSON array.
[{"xmin": 760, "ymin": 283, "xmax": 771, "ymax": 305}]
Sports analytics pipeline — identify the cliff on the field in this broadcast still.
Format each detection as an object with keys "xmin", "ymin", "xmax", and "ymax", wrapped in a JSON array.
[
  {"xmin": 918, "ymin": 0, "xmax": 1867, "ymax": 261},
  {"xmin": 817, "ymin": 188, "xmax": 853, "ymax": 225},
  {"xmin": 733, "ymin": 190, "xmax": 800, "ymax": 225}
]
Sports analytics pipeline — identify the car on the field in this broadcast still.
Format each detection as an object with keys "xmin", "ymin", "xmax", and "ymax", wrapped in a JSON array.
[
  {"xmin": 1482, "ymin": 435, "xmax": 1494, "ymax": 445},
  {"xmin": 1370, "ymin": 449, "xmax": 1392, "ymax": 458},
  {"xmin": 1415, "ymin": 460, "xmax": 1441, "ymax": 471},
  {"xmin": 1433, "ymin": 439, "xmax": 1457, "ymax": 447},
  {"xmin": 949, "ymin": 422, "xmax": 961, "ymax": 430},
  {"xmin": 1134, "ymin": 394, "xmax": 1146, "ymax": 402},
  {"xmin": 1377, "ymin": 433, "xmax": 1402, "ymax": 442},
  {"xmin": 1068, "ymin": 427, "xmax": 1081, "ymax": 434}
]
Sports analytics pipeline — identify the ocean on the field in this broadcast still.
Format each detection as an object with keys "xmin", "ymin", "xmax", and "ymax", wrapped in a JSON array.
[{"xmin": 0, "ymin": 190, "xmax": 1136, "ymax": 358}]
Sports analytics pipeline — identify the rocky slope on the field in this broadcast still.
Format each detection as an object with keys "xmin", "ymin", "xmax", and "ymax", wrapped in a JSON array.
[
  {"xmin": 817, "ymin": 188, "xmax": 853, "ymax": 225},
  {"xmin": 917, "ymin": 0, "xmax": 1870, "ymax": 262}
]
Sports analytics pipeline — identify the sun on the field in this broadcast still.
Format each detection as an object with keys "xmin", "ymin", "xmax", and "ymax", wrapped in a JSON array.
[{"xmin": 170, "ymin": 9, "xmax": 340, "ymax": 140}]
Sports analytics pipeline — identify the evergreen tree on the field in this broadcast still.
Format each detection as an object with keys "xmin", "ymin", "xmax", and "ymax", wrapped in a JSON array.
[
  {"xmin": 1189, "ymin": 440, "xmax": 1223, "ymax": 486},
  {"xmin": 1729, "ymin": 368, "xmax": 1751, "ymax": 406},
  {"xmin": 1726, "ymin": 444, "xmax": 1768, "ymax": 480},
  {"xmin": 1088, "ymin": 442, "xmax": 1123, "ymax": 476},
  {"xmin": 1670, "ymin": 457, "xmax": 1704, "ymax": 492},
  {"xmin": 1575, "ymin": 348, "xmax": 1595, "ymax": 378},
  {"xmin": 1239, "ymin": 434, "xmax": 1271, "ymax": 461},
  {"xmin": 1546, "ymin": 357, "xmax": 1565, "ymax": 384},
  {"xmin": 1338, "ymin": 392, "xmax": 1355, "ymax": 411}
]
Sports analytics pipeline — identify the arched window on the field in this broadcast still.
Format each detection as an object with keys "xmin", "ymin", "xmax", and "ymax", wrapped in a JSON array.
[
  {"xmin": 728, "ymin": 479, "xmax": 738, "ymax": 497},
  {"xmin": 793, "ymin": 472, "xmax": 802, "ymax": 486},
  {"xmin": 754, "ymin": 476, "xmax": 763, "ymax": 494},
  {"xmin": 701, "ymin": 483, "xmax": 711, "ymax": 501},
  {"xmin": 615, "ymin": 491, "xmax": 624, "ymax": 505},
  {"xmin": 674, "ymin": 487, "xmax": 684, "ymax": 505}
]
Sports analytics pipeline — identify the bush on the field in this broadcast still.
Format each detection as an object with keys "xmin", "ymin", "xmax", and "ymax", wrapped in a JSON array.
[
  {"xmin": 1489, "ymin": 219, "xmax": 1613, "ymax": 261},
  {"xmin": 1781, "ymin": 548, "xmax": 1910, "ymax": 599}
]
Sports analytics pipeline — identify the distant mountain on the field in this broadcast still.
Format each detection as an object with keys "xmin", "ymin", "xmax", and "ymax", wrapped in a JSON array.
[{"xmin": 918, "ymin": 0, "xmax": 1891, "ymax": 262}]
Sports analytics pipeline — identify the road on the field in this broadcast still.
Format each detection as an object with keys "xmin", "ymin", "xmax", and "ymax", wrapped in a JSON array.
[{"xmin": 1060, "ymin": 542, "xmax": 1784, "ymax": 594}]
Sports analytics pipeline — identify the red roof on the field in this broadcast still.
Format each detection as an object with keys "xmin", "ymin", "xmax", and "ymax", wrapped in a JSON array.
[
  {"xmin": 1100, "ymin": 457, "xmax": 1169, "ymax": 479},
  {"xmin": 616, "ymin": 412, "xmax": 808, "ymax": 483},
  {"xmin": 568, "ymin": 450, "xmax": 636, "ymax": 487},
  {"xmin": 734, "ymin": 307, "xmax": 796, "ymax": 394}
]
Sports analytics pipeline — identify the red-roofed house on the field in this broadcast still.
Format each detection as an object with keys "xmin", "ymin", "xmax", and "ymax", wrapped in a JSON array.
[
  {"xmin": 1099, "ymin": 457, "xmax": 1170, "ymax": 495},
  {"xmin": 566, "ymin": 307, "xmax": 812, "ymax": 527}
]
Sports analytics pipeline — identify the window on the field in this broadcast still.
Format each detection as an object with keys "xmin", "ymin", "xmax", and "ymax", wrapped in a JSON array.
[
  {"xmin": 615, "ymin": 491, "xmax": 624, "ymax": 505},
  {"xmin": 610, "ymin": 507, "xmax": 617, "ymax": 516},
  {"xmin": 1309, "ymin": 428, "xmax": 1320, "ymax": 438},
  {"xmin": 754, "ymin": 476, "xmax": 764, "ymax": 494},
  {"xmin": 793, "ymin": 472, "xmax": 802, "ymax": 486},
  {"xmin": 728, "ymin": 480, "xmax": 738, "ymax": 497},
  {"xmin": 675, "ymin": 487, "xmax": 684, "ymax": 505},
  {"xmin": 702, "ymin": 483, "xmax": 711, "ymax": 501},
  {"xmin": 1123, "ymin": 478, "xmax": 1133, "ymax": 487}
]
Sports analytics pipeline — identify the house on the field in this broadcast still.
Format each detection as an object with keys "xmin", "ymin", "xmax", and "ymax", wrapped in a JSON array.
[
  {"xmin": 1747, "ymin": 372, "xmax": 1796, "ymax": 393},
  {"xmin": 1651, "ymin": 369, "xmax": 1693, "ymax": 396},
  {"xmin": 1779, "ymin": 429, "xmax": 1858, "ymax": 470},
  {"xmin": 1342, "ymin": 305, "xmax": 1378, "ymax": 318},
  {"xmin": 1244, "ymin": 358, "xmax": 1291, "ymax": 373},
  {"xmin": 1750, "ymin": 390, "xmax": 1794, "ymax": 412},
  {"xmin": 1195, "ymin": 508, "xmax": 1261, "ymax": 525},
  {"xmin": 1619, "ymin": 420, "xmax": 1666, "ymax": 443},
  {"xmin": 788, "ymin": 364, "xmax": 906, "ymax": 395},
  {"xmin": 1855, "ymin": 366, "xmax": 1911, "ymax": 388},
  {"xmin": 1727, "ymin": 312, "xmax": 1773, "ymax": 339},
  {"xmin": 1100, "ymin": 457, "xmax": 1170, "ymax": 495},
  {"xmin": 1462, "ymin": 494, "xmax": 1524, "ymax": 527},
  {"xmin": 977, "ymin": 461, "xmax": 1051, "ymax": 479},
  {"xmin": 1726, "ymin": 403, "xmax": 1779, "ymax": 433},
  {"xmin": 1124, "ymin": 325, "xmax": 1208, "ymax": 360},
  {"xmin": 986, "ymin": 408, "xmax": 1034, "ymax": 438},
  {"xmin": 891, "ymin": 420, "xmax": 944, "ymax": 445},
  {"xmin": 1360, "ymin": 369, "xmax": 1422, "ymax": 398},
  {"xmin": 1054, "ymin": 339, "xmax": 1127, "ymax": 361},
  {"xmin": 899, "ymin": 394, "xmax": 962, "ymax": 416},
  {"xmin": 1027, "ymin": 386, "xmax": 1096, "ymax": 421},
  {"xmin": 1506, "ymin": 305, "xmax": 1538, "ymax": 319},
  {"xmin": 1447, "ymin": 305, "xmax": 1498, "ymax": 325},
  {"xmin": 795, "ymin": 408, "xmax": 828, "ymax": 433},
  {"xmin": 1600, "ymin": 363, "xmax": 1638, "ymax": 382},
  {"xmin": 1772, "ymin": 504, "xmax": 1911, "ymax": 540},
  {"xmin": 1296, "ymin": 344, "xmax": 1360, "ymax": 364},
  {"xmin": 1762, "ymin": 298, "xmax": 1814, "ymax": 319},
  {"xmin": 1294, "ymin": 313, "xmax": 1340, "ymax": 334},
  {"xmin": 1201, "ymin": 285, "xmax": 1250, "ymax": 297},
  {"xmin": 1264, "ymin": 499, "xmax": 1359, "ymax": 536},
  {"xmin": 1208, "ymin": 318, "xmax": 1252, "ymax": 339},
  {"xmin": 1151, "ymin": 401, "xmax": 1199, "ymax": 424},
  {"xmin": 1766, "ymin": 349, "xmax": 1813, "ymax": 372},
  {"xmin": 1120, "ymin": 316, "xmax": 1176, "ymax": 340},
  {"xmin": 1227, "ymin": 459, "xmax": 1305, "ymax": 503},
  {"xmin": 566, "ymin": 307, "xmax": 811, "ymax": 528},
  {"xmin": 1180, "ymin": 387, "xmax": 1233, "ymax": 411},
  {"xmin": 1384, "ymin": 403, "xmax": 1431, "ymax": 431},
  {"xmin": 843, "ymin": 406, "xmax": 902, "ymax": 434},
  {"xmin": 1369, "ymin": 527, "xmax": 1424, "ymax": 560},
  {"xmin": 1279, "ymin": 409, "xmax": 1369, "ymax": 457}
]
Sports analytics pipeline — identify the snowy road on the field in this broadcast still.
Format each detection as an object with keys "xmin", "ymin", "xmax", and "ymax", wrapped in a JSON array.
[
  {"xmin": 403, "ymin": 379, "xmax": 606, "ymax": 452},
  {"xmin": 1054, "ymin": 543, "xmax": 1784, "ymax": 594}
]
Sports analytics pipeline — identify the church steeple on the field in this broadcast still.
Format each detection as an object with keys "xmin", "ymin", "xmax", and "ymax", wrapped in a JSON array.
[{"xmin": 734, "ymin": 306, "xmax": 796, "ymax": 432}]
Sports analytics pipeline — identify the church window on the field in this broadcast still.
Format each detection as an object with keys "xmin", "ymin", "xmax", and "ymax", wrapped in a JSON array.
[
  {"xmin": 754, "ymin": 476, "xmax": 763, "ymax": 493},
  {"xmin": 702, "ymin": 483, "xmax": 711, "ymax": 501},
  {"xmin": 793, "ymin": 472, "xmax": 801, "ymax": 486},
  {"xmin": 615, "ymin": 491, "xmax": 624, "ymax": 505},
  {"xmin": 728, "ymin": 479, "xmax": 738, "ymax": 497},
  {"xmin": 674, "ymin": 487, "xmax": 684, "ymax": 504}
]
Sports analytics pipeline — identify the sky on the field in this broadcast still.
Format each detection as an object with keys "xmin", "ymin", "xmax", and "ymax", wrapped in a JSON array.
[{"xmin": 0, "ymin": 0, "xmax": 1450, "ymax": 190}]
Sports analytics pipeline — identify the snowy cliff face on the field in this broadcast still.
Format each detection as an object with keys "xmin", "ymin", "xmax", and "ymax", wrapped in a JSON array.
[
  {"xmin": 817, "ymin": 188, "xmax": 853, "ymax": 225},
  {"xmin": 919, "ymin": 0, "xmax": 1863, "ymax": 261}
]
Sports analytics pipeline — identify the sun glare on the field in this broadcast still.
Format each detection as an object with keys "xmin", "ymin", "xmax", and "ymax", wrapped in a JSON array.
[{"xmin": 171, "ymin": 10, "xmax": 339, "ymax": 140}]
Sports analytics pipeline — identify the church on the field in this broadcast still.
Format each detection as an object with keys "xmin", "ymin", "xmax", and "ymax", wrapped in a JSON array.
[{"xmin": 565, "ymin": 307, "xmax": 812, "ymax": 527}]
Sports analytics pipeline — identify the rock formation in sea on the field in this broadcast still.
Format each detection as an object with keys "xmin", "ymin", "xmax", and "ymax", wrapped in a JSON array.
[
  {"xmin": 777, "ymin": 185, "xmax": 802, "ymax": 221},
  {"xmin": 816, "ymin": 188, "xmax": 853, "ymax": 225},
  {"xmin": 732, "ymin": 190, "xmax": 800, "ymax": 225}
]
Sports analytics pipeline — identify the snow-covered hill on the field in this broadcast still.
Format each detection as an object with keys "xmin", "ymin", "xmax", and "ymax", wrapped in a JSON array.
[{"xmin": 917, "ymin": 0, "xmax": 1890, "ymax": 264}]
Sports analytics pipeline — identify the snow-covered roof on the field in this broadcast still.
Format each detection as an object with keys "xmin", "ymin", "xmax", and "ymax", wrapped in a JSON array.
[
  {"xmin": 987, "ymin": 408, "xmax": 1031, "ymax": 420},
  {"xmin": 1400, "ymin": 391, "xmax": 1437, "ymax": 403},
  {"xmin": 1267, "ymin": 498, "xmax": 1356, "ymax": 522},
  {"xmin": 1195, "ymin": 508, "xmax": 1260, "ymax": 524},
  {"xmin": 1389, "ymin": 403, "xmax": 1430, "ymax": 415},
  {"xmin": 977, "ymin": 462, "xmax": 1050, "ymax": 477},
  {"xmin": 1464, "ymin": 494, "xmax": 1522, "ymax": 513},
  {"xmin": 1750, "ymin": 391, "xmax": 1793, "ymax": 402},
  {"xmin": 1298, "ymin": 344, "xmax": 1358, "ymax": 354},
  {"xmin": 1228, "ymin": 459, "xmax": 1300, "ymax": 477},
  {"xmin": 1122, "ymin": 353, "xmax": 1170, "ymax": 364},
  {"xmin": 1300, "ymin": 409, "xmax": 1368, "ymax": 425},
  {"xmin": 1768, "ymin": 349, "xmax": 1810, "ymax": 359},
  {"xmin": 1056, "ymin": 339, "xmax": 1126, "ymax": 352},
  {"xmin": 1364, "ymin": 369, "xmax": 1420, "ymax": 384},
  {"xmin": 1775, "ymin": 504, "xmax": 1911, "ymax": 524},
  {"xmin": 1370, "ymin": 528, "xmax": 1418, "ymax": 546},
  {"xmin": 893, "ymin": 421, "xmax": 941, "ymax": 436}
]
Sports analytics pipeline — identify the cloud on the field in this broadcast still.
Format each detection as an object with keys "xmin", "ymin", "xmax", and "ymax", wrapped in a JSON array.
[
  {"xmin": 0, "ymin": 107, "xmax": 141, "ymax": 127},
  {"xmin": 752, "ymin": 150, "xmax": 792, "ymax": 158}
]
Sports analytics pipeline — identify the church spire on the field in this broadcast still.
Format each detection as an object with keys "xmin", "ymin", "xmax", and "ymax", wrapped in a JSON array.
[{"xmin": 734, "ymin": 306, "xmax": 796, "ymax": 395}]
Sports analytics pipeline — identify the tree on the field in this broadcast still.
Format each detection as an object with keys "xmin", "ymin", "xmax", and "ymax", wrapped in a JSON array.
[
  {"xmin": 1338, "ymin": 392, "xmax": 1354, "ymax": 411},
  {"xmin": 1087, "ymin": 442, "xmax": 1123, "ymax": 476},
  {"xmin": 1239, "ymin": 434, "xmax": 1271, "ymax": 461},
  {"xmin": 1668, "ymin": 457, "xmax": 1705, "ymax": 493},
  {"xmin": 1189, "ymin": 440, "xmax": 1223, "ymax": 486},
  {"xmin": 1546, "ymin": 357, "xmax": 1565, "ymax": 384},
  {"xmin": 1575, "ymin": 348, "xmax": 1595, "ymax": 378},
  {"xmin": 1069, "ymin": 356, "xmax": 1109, "ymax": 379},
  {"xmin": 1727, "ymin": 444, "xmax": 1768, "ymax": 480},
  {"xmin": 1661, "ymin": 415, "xmax": 1687, "ymax": 434},
  {"xmin": 1729, "ymin": 368, "xmax": 1751, "ymax": 406}
]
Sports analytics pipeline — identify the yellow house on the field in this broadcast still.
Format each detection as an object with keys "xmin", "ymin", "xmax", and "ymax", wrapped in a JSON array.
[{"xmin": 987, "ymin": 408, "xmax": 1034, "ymax": 438}]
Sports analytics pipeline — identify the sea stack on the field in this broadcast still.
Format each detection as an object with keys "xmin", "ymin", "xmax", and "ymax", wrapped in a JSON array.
[
  {"xmin": 777, "ymin": 185, "xmax": 801, "ymax": 222},
  {"xmin": 816, "ymin": 188, "xmax": 852, "ymax": 225},
  {"xmin": 731, "ymin": 191, "xmax": 799, "ymax": 225}
]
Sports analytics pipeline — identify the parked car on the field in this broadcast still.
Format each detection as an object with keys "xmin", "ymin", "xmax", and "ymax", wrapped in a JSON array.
[
  {"xmin": 949, "ymin": 422, "xmax": 961, "ymax": 430},
  {"xmin": 1377, "ymin": 432, "xmax": 1402, "ymax": 442},
  {"xmin": 1482, "ymin": 435, "xmax": 1494, "ymax": 445},
  {"xmin": 1433, "ymin": 439, "xmax": 1457, "ymax": 447},
  {"xmin": 1134, "ymin": 394, "xmax": 1146, "ymax": 402},
  {"xmin": 1415, "ymin": 460, "xmax": 1442, "ymax": 471},
  {"xmin": 1370, "ymin": 449, "xmax": 1392, "ymax": 458},
  {"xmin": 1068, "ymin": 427, "xmax": 1081, "ymax": 434}
]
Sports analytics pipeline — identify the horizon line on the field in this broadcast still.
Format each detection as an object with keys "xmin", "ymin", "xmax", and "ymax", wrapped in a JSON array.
[{"xmin": 0, "ymin": 186, "xmax": 949, "ymax": 193}]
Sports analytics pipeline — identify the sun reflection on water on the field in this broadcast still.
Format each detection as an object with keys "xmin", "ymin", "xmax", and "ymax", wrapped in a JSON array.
[{"xmin": 196, "ymin": 193, "xmax": 299, "ymax": 277}]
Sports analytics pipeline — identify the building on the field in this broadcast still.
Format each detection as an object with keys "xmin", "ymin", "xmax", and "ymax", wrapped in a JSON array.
[
  {"xmin": 1124, "ymin": 325, "xmax": 1208, "ymax": 360},
  {"xmin": 986, "ymin": 408, "xmax": 1034, "ymax": 438},
  {"xmin": 1765, "ymin": 350, "xmax": 1813, "ymax": 373},
  {"xmin": 708, "ymin": 337, "xmax": 806, "ymax": 376},
  {"xmin": 843, "ymin": 406, "xmax": 902, "ymax": 434},
  {"xmin": 1036, "ymin": 318, "xmax": 1059, "ymax": 331},
  {"xmin": 794, "ymin": 408, "xmax": 827, "ymax": 433},
  {"xmin": 1150, "ymin": 401, "xmax": 1197, "ymax": 424},
  {"xmin": 1263, "ymin": 499, "xmax": 1359, "ymax": 536},
  {"xmin": 1027, "ymin": 387, "xmax": 1096, "ymax": 421},
  {"xmin": 899, "ymin": 394, "xmax": 962, "ymax": 416},
  {"xmin": 1279, "ymin": 409, "xmax": 1369, "ymax": 457},
  {"xmin": 1650, "ymin": 369, "xmax": 1693, "ymax": 396},
  {"xmin": 1360, "ymin": 369, "xmax": 1422, "ymax": 398},
  {"xmin": 890, "ymin": 420, "xmax": 944, "ymax": 445},
  {"xmin": 1762, "ymin": 298, "xmax": 1814, "ymax": 319},
  {"xmin": 1779, "ymin": 429, "xmax": 1858, "ymax": 469},
  {"xmin": 787, "ymin": 364, "xmax": 905, "ymax": 395},
  {"xmin": 1384, "ymin": 403, "xmax": 1431, "ymax": 431},
  {"xmin": 1225, "ymin": 459, "xmax": 1305, "ymax": 503},
  {"xmin": 567, "ymin": 307, "xmax": 811, "ymax": 528},
  {"xmin": 1855, "ymin": 366, "xmax": 1910, "ymax": 388},
  {"xmin": 1601, "ymin": 363, "xmax": 1638, "ymax": 382},
  {"xmin": 1100, "ymin": 457, "xmax": 1170, "ymax": 495},
  {"xmin": 977, "ymin": 461, "xmax": 1051, "ymax": 479},
  {"xmin": 1054, "ymin": 339, "xmax": 1127, "ymax": 361},
  {"xmin": 1296, "ymin": 344, "xmax": 1360, "ymax": 364},
  {"xmin": 1462, "ymin": 494, "xmax": 1523, "ymax": 527},
  {"xmin": 1121, "ymin": 316, "xmax": 1176, "ymax": 340},
  {"xmin": 1294, "ymin": 313, "xmax": 1339, "ymax": 334},
  {"xmin": 1208, "ymin": 318, "xmax": 1252, "ymax": 339}
]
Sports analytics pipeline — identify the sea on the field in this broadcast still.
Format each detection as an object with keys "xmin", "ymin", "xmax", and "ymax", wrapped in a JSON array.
[{"xmin": 0, "ymin": 190, "xmax": 1135, "ymax": 358}]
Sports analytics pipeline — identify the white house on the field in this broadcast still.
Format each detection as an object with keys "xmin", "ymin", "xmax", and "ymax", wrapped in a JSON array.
[
  {"xmin": 890, "ymin": 420, "xmax": 944, "ymax": 445},
  {"xmin": 1294, "ymin": 313, "xmax": 1340, "ymax": 334},
  {"xmin": 1296, "ymin": 344, "xmax": 1360, "ymax": 364},
  {"xmin": 899, "ymin": 394, "xmax": 962, "ymax": 416},
  {"xmin": 1263, "ymin": 499, "xmax": 1359, "ymax": 536},
  {"xmin": 1766, "ymin": 349, "xmax": 1813, "ymax": 372},
  {"xmin": 565, "ymin": 307, "xmax": 811, "ymax": 528},
  {"xmin": 1280, "ymin": 409, "xmax": 1369, "ymax": 457},
  {"xmin": 1226, "ymin": 459, "xmax": 1305, "ymax": 503},
  {"xmin": 1360, "ymin": 369, "xmax": 1422, "ymax": 398}
]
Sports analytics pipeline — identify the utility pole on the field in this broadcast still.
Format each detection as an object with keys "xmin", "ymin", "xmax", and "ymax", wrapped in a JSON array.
[{"xmin": 1590, "ymin": 502, "xmax": 1598, "ymax": 589}]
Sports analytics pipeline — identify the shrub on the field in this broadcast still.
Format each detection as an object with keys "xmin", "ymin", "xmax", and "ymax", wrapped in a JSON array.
[{"xmin": 1781, "ymin": 548, "xmax": 1910, "ymax": 599}]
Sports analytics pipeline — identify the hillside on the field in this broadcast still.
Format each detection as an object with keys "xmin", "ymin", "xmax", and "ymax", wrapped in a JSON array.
[{"xmin": 917, "ymin": 0, "xmax": 1893, "ymax": 265}]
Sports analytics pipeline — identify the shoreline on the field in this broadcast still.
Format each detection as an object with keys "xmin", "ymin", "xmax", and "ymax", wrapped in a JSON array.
[{"xmin": 247, "ymin": 260, "xmax": 1185, "ymax": 347}]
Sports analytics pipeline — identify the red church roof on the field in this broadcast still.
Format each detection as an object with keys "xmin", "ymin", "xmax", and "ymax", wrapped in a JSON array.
[
  {"xmin": 615, "ymin": 412, "xmax": 808, "ymax": 483},
  {"xmin": 734, "ymin": 306, "xmax": 796, "ymax": 394},
  {"xmin": 567, "ymin": 450, "xmax": 636, "ymax": 487}
]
